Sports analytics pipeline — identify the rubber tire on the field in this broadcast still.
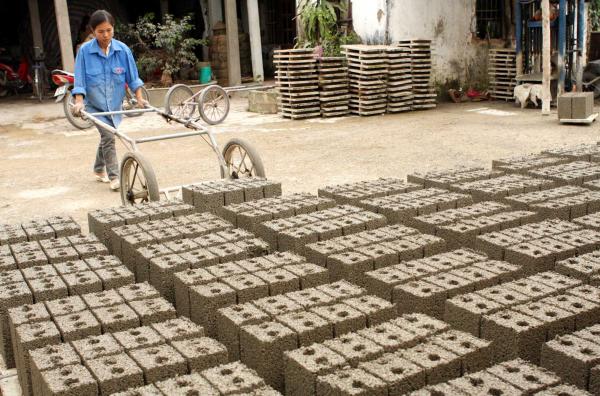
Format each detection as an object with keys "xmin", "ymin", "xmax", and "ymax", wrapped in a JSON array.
[
  {"xmin": 164, "ymin": 84, "xmax": 195, "ymax": 118},
  {"xmin": 63, "ymin": 90, "xmax": 93, "ymax": 130},
  {"xmin": 124, "ymin": 86, "xmax": 150, "ymax": 117},
  {"xmin": 120, "ymin": 151, "xmax": 160, "ymax": 206},
  {"xmin": 221, "ymin": 138, "xmax": 266, "ymax": 179},
  {"xmin": 199, "ymin": 85, "xmax": 230, "ymax": 125}
]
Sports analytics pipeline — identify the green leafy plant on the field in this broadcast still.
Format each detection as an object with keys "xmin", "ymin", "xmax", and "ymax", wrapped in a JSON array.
[
  {"xmin": 322, "ymin": 30, "xmax": 361, "ymax": 57},
  {"xmin": 117, "ymin": 13, "xmax": 207, "ymax": 85},
  {"xmin": 592, "ymin": 0, "xmax": 600, "ymax": 32},
  {"xmin": 297, "ymin": 0, "xmax": 346, "ymax": 44}
]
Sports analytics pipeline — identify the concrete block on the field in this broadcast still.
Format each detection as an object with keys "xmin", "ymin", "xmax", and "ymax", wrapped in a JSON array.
[
  {"xmin": 284, "ymin": 343, "xmax": 346, "ymax": 396},
  {"xmin": 189, "ymin": 282, "xmax": 236, "ymax": 337},
  {"xmin": 239, "ymin": 321, "xmax": 297, "ymax": 390},
  {"xmin": 29, "ymin": 343, "xmax": 81, "ymax": 396},
  {"xmin": 488, "ymin": 358, "xmax": 561, "ymax": 393},
  {"xmin": 61, "ymin": 270, "xmax": 103, "ymax": 296},
  {"xmin": 357, "ymin": 322, "xmax": 420, "ymax": 353},
  {"xmin": 171, "ymin": 336, "xmax": 228, "ymax": 372},
  {"xmin": 94, "ymin": 266, "xmax": 135, "ymax": 290},
  {"xmin": 86, "ymin": 352, "xmax": 144, "ymax": 395},
  {"xmin": 316, "ymin": 280, "xmax": 366, "ymax": 301},
  {"xmin": 286, "ymin": 289, "xmax": 336, "ymax": 309},
  {"xmin": 113, "ymin": 325, "xmax": 165, "ymax": 351},
  {"xmin": 151, "ymin": 316, "xmax": 204, "ymax": 343},
  {"xmin": 276, "ymin": 310, "xmax": 332, "ymax": 346},
  {"xmin": 129, "ymin": 297, "xmax": 177, "ymax": 326},
  {"xmin": 40, "ymin": 363, "xmax": 98, "ymax": 396},
  {"xmin": 391, "ymin": 313, "xmax": 450, "ymax": 338},
  {"xmin": 129, "ymin": 343, "xmax": 188, "ymax": 383},
  {"xmin": 342, "ymin": 295, "xmax": 397, "ymax": 326},
  {"xmin": 542, "ymin": 294, "xmax": 600, "ymax": 330},
  {"xmin": 202, "ymin": 361, "xmax": 266, "ymax": 395},
  {"xmin": 71, "ymin": 333, "xmax": 124, "ymax": 361},
  {"xmin": 148, "ymin": 254, "xmax": 189, "ymax": 303},
  {"xmin": 81, "ymin": 289, "xmax": 125, "ymax": 309},
  {"xmin": 54, "ymin": 309, "xmax": 102, "ymax": 342},
  {"xmin": 155, "ymin": 372, "xmax": 219, "ymax": 395},
  {"xmin": 444, "ymin": 293, "xmax": 503, "ymax": 337},
  {"xmin": 253, "ymin": 268, "xmax": 299, "ymax": 296},
  {"xmin": 393, "ymin": 280, "xmax": 447, "ymax": 319},
  {"xmin": 174, "ymin": 268, "xmax": 215, "ymax": 317},
  {"xmin": 206, "ymin": 261, "xmax": 248, "ymax": 278},
  {"xmin": 252, "ymin": 295, "xmax": 304, "ymax": 318},
  {"xmin": 91, "ymin": 304, "xmax": 140, "ymax": 333},
  {"xmin": 316, "ymin": 367, "xmax": 388, "ymax": 396},
  {"xmin": 431, "ymin": 329, "xmax": 492, "ymax": 374},
  {"xmin": 85, "ymin": 255, "xmax": 122, "ymax": 271},
  {"xmin": 221, "ymin": 273, "xmax": 269, "ymax": 303},
  {"xmin": 448, "ymin": 370, "xmax": 521, "ymax": 395},
  {"xmin": 310, "ymin": 303, "xmax": 367, "ymax": 337},
  {"xmin": 117, "ymin": 282, "xmax": 160, "ymax": 303},
  {"xmin": 327, "ymin": 251, "xmax": 373, "ymax": 287},
  {"xmin": 402, "ymin": 342, "xmax": 461, "ymax": 385}
]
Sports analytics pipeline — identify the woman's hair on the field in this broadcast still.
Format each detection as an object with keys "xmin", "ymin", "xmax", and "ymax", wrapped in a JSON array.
[{"xmin": 89, "ymin": 10, "xmax": 115, "ymax": 30}]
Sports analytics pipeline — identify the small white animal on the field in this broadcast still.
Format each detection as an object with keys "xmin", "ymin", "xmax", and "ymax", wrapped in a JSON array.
[
  {"xmin": 528, "ymin": 84, "xmax": 542, "ymax": 107},
  {"xmin": 514, "ymin": 84, "xmax": 532, "ymax": 108}
]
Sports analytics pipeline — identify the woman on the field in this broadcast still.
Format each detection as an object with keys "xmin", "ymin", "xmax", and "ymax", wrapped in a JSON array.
[{"xmin": 72, "ymin": 10, "xmax": 146, "ymax": 191}]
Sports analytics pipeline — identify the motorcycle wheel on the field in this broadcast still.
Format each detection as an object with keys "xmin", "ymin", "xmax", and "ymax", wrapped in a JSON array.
[{"xmin": 63, "ymin": 90, "xmax": 93, "ymax": 130}]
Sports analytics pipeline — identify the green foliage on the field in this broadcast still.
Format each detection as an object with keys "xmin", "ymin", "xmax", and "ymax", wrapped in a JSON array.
[
  {"xmin": 116, "ymin": 13, "xmax": 208, "ymax": 81},
  {"xmin": 592, "ymin": 0, "xmax": 600, "ymax": 32},
  {"xmin": 322, "ymin": 30, "xmax": 361, "ymax": 57},
  {"xmin": 297, "ymin": 0, "xmax": 346, "ymax": 44}
]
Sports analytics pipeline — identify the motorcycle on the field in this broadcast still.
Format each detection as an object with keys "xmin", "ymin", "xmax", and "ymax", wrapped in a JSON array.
[
  {"xmin": 583, "ymin": 60, "xmax": 600, "ymax": 99},
  {"xmin": 0, "ymin": 50, "xmax": 32, "ymax": 97},
  {"xmin": 52, "ymin": 69, "xmax": 150, "ymax": 130}
]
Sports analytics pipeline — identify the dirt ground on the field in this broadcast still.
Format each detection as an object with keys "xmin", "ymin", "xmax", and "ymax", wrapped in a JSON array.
[{"xmin": 0, "ymin": 95, "xmax": 598, "ymax": 231}]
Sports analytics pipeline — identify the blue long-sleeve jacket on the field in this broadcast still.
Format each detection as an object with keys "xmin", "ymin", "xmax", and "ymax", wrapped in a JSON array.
[{"xmin": 72, "ymin": 38, "xmax": 144, "ymax": 127}]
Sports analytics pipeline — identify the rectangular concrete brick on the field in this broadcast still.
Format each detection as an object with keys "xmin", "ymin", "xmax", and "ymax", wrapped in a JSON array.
[
  {"xmin": 357, "ymin": 322, "xmax": 421, "ymax": 353},
  {"xmin": 54, "ymin": 309, "xmax": 102, "ymax": 342},
  {"xmin": 92, "ymin": 304, "xmax": 140, "ymax": 333},
  {"xmin": 316, "ymin": 367, "xmax": 387, "ymax": 396},
  {"xmin": 71, "ymin": 333, "xmax": 124, "ymax": 361},
  {"xmin": 253, "ymin": 268, "xmax": 300, "ymax": 296},
  {"xmin": 360, "ymin": 353, "xmax": 426, "ymax": 395},
  {"xmin": 128, "ymin": 343, "xmax": 188, "ymax": 384},
  {"xmin": 402, "ymin": 342, "xmax": 462, "ymax": 385},
  {"xmin": 444, "ymin": 293, "xmax": 504, "ymax": 337},
  {"xmin": 28, "ymin": 276, "xmax": 68, "ymax": 302},
  {"xmin": 316, "ymin": 280, "xmax": 366, "ymax": 301},
  {"xmin": 155, "ymin": 372, "xmax": 219, "ymax": 395},
  {"xmin": 431, "ymin": 329, "xmax": 492, "ymax": 374},
  {"xmin": 487, "ymin": 358, "xmax": 561, "ymax": 394},
  {"xmin": 283, "ymin": 263, "xmax": 329, "ymax": 289},
  {"xmin": 174, "ymin": 268, "xmax": 216, "ymax": 317},
  {"xmin": 81, "ymin": 289, "xmax": 125, "ymax": 309},
  {"xmin": 151, "ymin": 316, "xmax": 205, "ymax": 343},
  {"xmin": 171, "ymin": 336, "xmax": 228, "ymax": 372},
  {"xmin": 285, "ymin": 289, "xmax": 336, "ymax": 310},
  {"xmin": 216, "ymin": 303, "xmax": 270, "ymax": 361},
  {"xmin": 252, "ymin": 294, "xmax": 304, "ymax": 318},
  {"xmin": 86, "ymin": 352, "xmax": 144, "ymax": 395},
  {"xmin": 342, "ymin": 295, "xmax": 397, "ymax": 326},
  {"xmin": 276, "ymin": 310, "xmax": 333, "ymax": 346},
  {"xmin": 190, "ymin": 282, "xmax": 237, "ymax": 337},
  {"xmin": 323, "ymin": 332, "xmax": 384, "ymax": 367},
  {"xmin": 202, "ymin": 361, "xmax": 266, "ymax": 395},
  {"xmin": 40, "ymin": 363, "xmax": 98, "ymax": 396},
  {"xmin": 393, "ymin": 280, "xmax": 447, "ymax": 319},
  {"xmin": 221, "ymin": 273, "xmax": 269, "ymax": 303},
  {"xmin": 129, "ymin": 297, "xmax": 177, "ymax": 326},
  {"xmin": 62, "ymin": 270, "xmax": 103, "ymax": 296},
  {"xmin": 29, "ymin": 343, "xmax": 81, "ymax": 396},
  {"xmin": 117, "ymin": 282, "xmax": 160, "ymax": 303},
  {"xmin": 310, "ymin": 303, "xmax": 367, "ymax": 337},
  {"xmin": 113, "ymin": 325, "xmax": 166, "ymax": 351}
]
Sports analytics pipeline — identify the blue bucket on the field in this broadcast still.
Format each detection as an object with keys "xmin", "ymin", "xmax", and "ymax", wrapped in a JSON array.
[{"xmin": 199, "ymin": 64, "xmax": 212, "ymax": 84}]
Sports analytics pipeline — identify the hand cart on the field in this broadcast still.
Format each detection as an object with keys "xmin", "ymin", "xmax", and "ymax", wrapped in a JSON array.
[{"xmin": 78, "ymin": 85, "xmax": 265, "ymax": 206}]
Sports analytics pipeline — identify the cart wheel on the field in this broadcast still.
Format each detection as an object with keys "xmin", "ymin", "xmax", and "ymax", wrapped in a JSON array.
[
  {"xmin": 64, "ymin": 90, "xmax": 93, "ymax": 130},
  {"xmin": 221, "ymin": 138, "xmax": 265, "ymax": 179},
  {"xmin": 120, "ymin": 152, "xmax": 160, "ymax": 206},
  {"xmin": 124, "ymin": 86, "xmax": 150, "ymax": 117},
  {"xmin": 199, "ymin": 85, "xmax": 230, "ymax": 125},
  {"xmin": 165, "ymin": 84, "xmax": 196, "ymax": 119}
]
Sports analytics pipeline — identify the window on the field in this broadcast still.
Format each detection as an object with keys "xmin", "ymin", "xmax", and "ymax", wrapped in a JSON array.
[{"xmin": 476, "ymin": 0, "xmax": 505, "ymax": 39}]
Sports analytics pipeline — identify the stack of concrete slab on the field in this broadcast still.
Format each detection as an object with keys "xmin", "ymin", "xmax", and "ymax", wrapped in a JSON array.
[
  {"xmin": 543, "ymin": 143, "xmax": 600, "ymax": 162},
  {"xmin": 451, "ymin": 174, "xmax": 556, "ymax": 202},
  {"xmin": 556, "ymin": 252, "xmax": 600, "ymax": 285},
  {"xmin": 365, "ymin": 249, "xmax": 522, "ymax": 317},
  {"xmin": 527, "ymin": 161, "xmax": 600, "ymax": 187},
  {"xmin": 398, "ymin": 39, "xmax": 436, "ymax": 110},
  {"xmin": 181, "ymin": 178, "xmax": 282, "ymax": 213},
  {"xmin": 488, "ymin": 48, "xmax": 517, "ymax": 101},
  {"xmin": 274, "ymin": 48, "xmax": 320, "ymax": 120},
  {"xmin": 343, "ymin": 44, "xmax": 389, "ymax": 116},
  {"xmin": 358, "ymin": 188, "xmax": 473, "ymax": 224},
  {"xmin": 318, "ymin": 178, "xmax": 422, "ymax": 206},
  {"xmin": 0, "ymin": 216, "xmax": 80, "ymax": 245},
  {"xmin": 303, "ymin": 224, "xmax": 446, "ymax": 286},
  {"xmin": 492, "ymin": 153, "xmax": 572, "ymax": 174},
  {"xmin": 386, "ymin": 46, "xmax": 413, "ymax": 113},
  {"xmin": 317, "ymin": 57, "xmax": 350, "ymax": 117},
  {"xmin": 407, "ymin": 166, "xmax": 505, "ymax": 189}
]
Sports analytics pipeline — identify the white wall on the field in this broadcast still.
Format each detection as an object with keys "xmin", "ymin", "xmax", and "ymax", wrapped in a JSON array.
[{"xmin": 351, "ymin": 0, "xmax": 488, "ymax": 86}]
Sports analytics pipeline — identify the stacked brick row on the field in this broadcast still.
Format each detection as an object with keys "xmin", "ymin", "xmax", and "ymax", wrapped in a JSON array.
[
  {"xmin": 88, "ymin": 200, "xmax": 195, "ymax": 251},
  {"xmin": 492, "ymin": 153, "xmax": 572, "ymax": 174},
  {"xmin": 398, "ymin": 39, "xmax": 436, "ymax": 110},
  {"xmin": 365, "ymin": 249, "xmax": 522, "ymax": 318},
  {"xmin": 556, "ymin": 251, "xmax": 600, "ymax": 284},
  {"xmin": 543, "ymin": 143, "xmax": 600, "ymax": 162},
  {"xmin": 451, "ymin": 174, "xmax": 556, "ymax": 202},
  {"xmin": 0, "ymin": 215, "xmax": 80, "ymax": 245},
  {"xmin": 476, "ymin": 219, "xmax": 600, "ymax": 274},
  {"xmin": 317, "ymin": 177, "xmax": 422, "ymax": 206},
  {"xmin": 407, "ymin": 166, "xmax": 504, "ymax": 189},
  {"xmin": 303, "ymin": 224, "xmax": 446, "ymax": 287},
  {"xmin": 0, "ymin": 234, "xmax": 133, "ymax": 369},
  {"xmin": 386, "ymin": 46, "xmax": 413, "ymax": 113},
  {"xmin": 285, "ymin": 314, "xmax": 491, "ymax": 396},
  {"xmin": 358, "ymin": 188, "xmax": 473, "ymax": 224},
  {"xmin": 317, "ymin": 57, "xmax": 350, "ymax": 117},
  {"xmin": 527, "ymin": 161, "xmax": 600, "ymax": 187},
  {"xmin": 256, "ymin": 205, "xmax": 388, "ymax": 255},
  {"xmin": 220, "ymin": 193, "xmax": 336, "ymax": 233},
  {"xmin": 541, "ymin": 323, "xmax": 600, "ymax": 394},
  {"xmin": 213, "ymin": 280, "xmax": 398, "ymax": 391},
  {"xmin": 480, "ymin": 283, "xmax": 600, "ymax": 364},
  {"xmin": 412, "ymin": 359, "xmax": 584, "ymax": 395},
  {"xmin": 343, "ymin": 44, "xmax": 389, "ymax": 116},
  {"xmin": 181, "ymin": 178, "xmax": 282, "ymax": 213},
  {"xmin": 9, "ymin": 283, "xmax": 174, "ymax": 395},
  {"xmin": 274, "ymin": 48, "xmax": 320, "ymax": 120},
  {"xmin": 173, "ymin": 252, "xmax": 329, "ymax": 337}
]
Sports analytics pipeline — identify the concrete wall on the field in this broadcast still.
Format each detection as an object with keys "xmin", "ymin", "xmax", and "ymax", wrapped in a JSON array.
[{"xmin": 350, "ymin": 0, "xmax": 491, "ymax": 88}]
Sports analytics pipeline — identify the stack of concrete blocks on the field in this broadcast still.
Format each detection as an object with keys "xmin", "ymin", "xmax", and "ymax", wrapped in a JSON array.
[
  {"xmin": 256, "ymin": 205, "xmax": 388, "ymax": 256},
  {"xmin": 220, "ymin": 193, "xmax": 336, "ymax": 233},
  {"xmin": 543, "ymin": 143, "xmax": 600, "ymax": 162},
  {"xmin": 386, "ymin": 46, "xmax": 414, "ymax": 113},
  {"xmin": 528, "ymin": 161, "xmax": 600, "ymax": 187},
  {"xmin": 407, "ymin": 166, "xmax": 505, "ymax": 189},
  {"xmin": 174, "ymin": 251, "xmax": 330, "ymax": 337},
  {"xmin": 123, "ymin": 227, "xmax": 271, "ymax": 305},
  {"xmin": 504, "ymin": 186, "xmax": 600, "ymax": 221},
  {"xmin": 318, "ymin": 178, "xmax": 423, "ymax": 206},
  {"xmin": 303, "ymin": 224, "xmax": 445, "ymax": 287},
  {"xmin": 573, "ymin": 212, "xmax": 600, "ymax": 231},
  {"xmin": 409, "ymin": 359, "xmax": 584, "ymax": 396},
  {"xmin": 556, "ymin": 252, "xmax": 600, "ymax": 285},
  {"xmin": 451, "ymin": 174, "xmax": 556, "ymax": 203},
  {"xmin": 285, "ymin": 313, "xmax": 492, "ymax": 395},
  {"xmin": 541, "ymin": 323, "xmax": 600, "ymax": 394},
  {"xmin": 0, "ymin": 236, "xmax": 134, "ymax": 369},
  {"xmin": 475, "ymin": 219, "xmax": 600, "ymax": 274},
  {"xmin": 181, "ymin": 178, "xmax": 283, "ymax": 213},
  {"xmin": 0, "ymin": 215, "xmax": 81, "ymax": 245},
  {"xmin": 444, "ymin": 271, "xmax": 584, "ymax": 338},
  {"xmin": 365, "ymin": 249, "xmax": 522, "ymax": 319},
  {"xmin": 317, "ymin": 57, "xmax": 350, "ymax": 118},
  {"xmin": 397, "ymin": 39, "xmax": 437, "ymax": 110},
  {"xmin": 480, "ymin": 283, "xmax": 600, "ymax": 365},
  {"xmin": 358, "ymin": 188, "xmax": 473, "ymax": 225},
  {"xmin": 9, "ymin": 282, "xmax": 181, "ymax": 395},
  {"xmin": 488, "ymin": 48, "xmax": 517, "ymax": 101},
  {"xmin": 492, "ymin": 153, "xmax": 572, "ymax": 174},
  {"xmin": 88, "ymin": 200, "xmax": 195, "ymax": 251}
]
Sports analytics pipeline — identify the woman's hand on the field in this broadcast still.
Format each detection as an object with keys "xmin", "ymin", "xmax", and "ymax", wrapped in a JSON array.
[
  {"xmin": 135, "ymin": 98, "xmax": 149, "ymax": 109},
  {"xmin": 72, "ymin": 100, "xmax": 85, "ymax": 117}
]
